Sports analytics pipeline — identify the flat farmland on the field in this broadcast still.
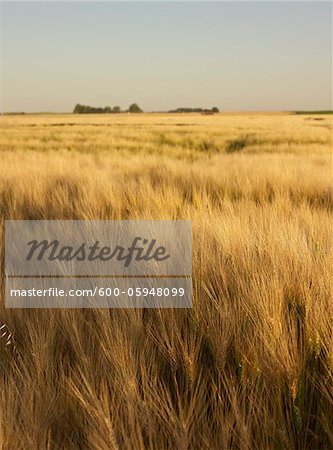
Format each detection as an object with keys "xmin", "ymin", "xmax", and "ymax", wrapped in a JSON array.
[{"xmin": 0, "ymin": 113, "xmax": 332, "ymax": 449}]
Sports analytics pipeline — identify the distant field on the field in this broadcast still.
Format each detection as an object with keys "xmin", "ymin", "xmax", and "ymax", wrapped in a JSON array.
[
  {"xmin": 1, "ymin": 112, "xmax": 331, "ymax": 157},
  {"xmin": 0, "ymin": 113, "xmax": 332, "ymax": 449}
]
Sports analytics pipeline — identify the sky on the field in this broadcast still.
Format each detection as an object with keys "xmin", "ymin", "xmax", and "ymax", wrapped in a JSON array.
[{"xmin": 1, "ymin": 2, "xmax": 332, "ymax": 112}]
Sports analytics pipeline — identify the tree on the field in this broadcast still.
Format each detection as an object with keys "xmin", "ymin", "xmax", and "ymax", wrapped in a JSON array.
[
  {"xmin": 73, "ymin": 104, "xmax": 120, "ymax": 114},
  {"xmin": 73, "ymin": 104, "xmax": 83, "ymax": 113},
  {"xmin": 112, "ymin": 106, "xmax": 121, "ymax": 113},
  {"xmin": 129, "ymin": 103, "xmax": 143, "ymax": 113},
  {"xmin": 212, "ymin": 107, "xmax": 219, "ymax": 113}
]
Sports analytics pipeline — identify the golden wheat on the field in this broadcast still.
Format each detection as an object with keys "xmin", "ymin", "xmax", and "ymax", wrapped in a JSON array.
[{"xmin": 0, "ymin": 113, "xmax": 332, "ymax": 449}]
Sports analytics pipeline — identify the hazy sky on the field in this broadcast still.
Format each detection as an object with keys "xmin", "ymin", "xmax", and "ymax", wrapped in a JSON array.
[{"xmin": 1, "ymin": 2, "xmax": 332, "ymax": 112}]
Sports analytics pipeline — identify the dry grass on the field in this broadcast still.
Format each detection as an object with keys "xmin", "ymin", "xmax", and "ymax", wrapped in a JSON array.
[{"xmin": 0, "ymin": 113, "xmax": 332, "ymax": 449}]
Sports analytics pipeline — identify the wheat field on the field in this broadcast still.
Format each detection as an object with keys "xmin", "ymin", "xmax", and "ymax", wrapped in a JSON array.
[{"xmin": 0, "ymin": 113, "xmax": 332, "ymax": 449}]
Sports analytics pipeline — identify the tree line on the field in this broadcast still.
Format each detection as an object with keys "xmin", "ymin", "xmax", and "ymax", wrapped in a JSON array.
[
  {"xmin": 73, "ymin": 104, "xmax": 220, "ymax": 114},
  {"xmin": 73, "ymin": 103, "xmax": 143, "ymax": 114},
  {"xmin": 168, "ymin": 107, "xmax": 219, "ymax": 113}
]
